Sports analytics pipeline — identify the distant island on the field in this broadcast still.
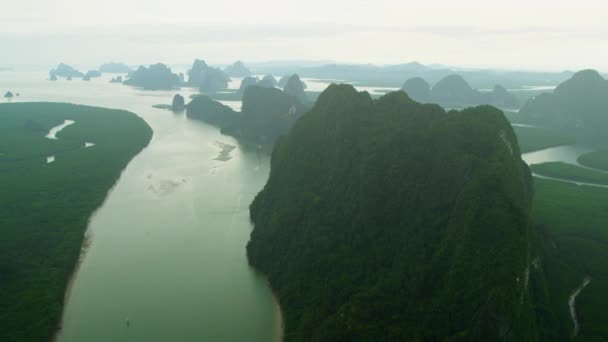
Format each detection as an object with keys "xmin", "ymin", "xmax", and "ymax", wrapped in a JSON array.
[
  {"xmin": 153, "ymin": 94, "xmax": 185, "ymax": 112},
  {"xmin": 49, "ymin": 63, "xmax": 84, "ymax": 79},
  {"xmin": 278, "ymin": 74, "xmax": 307, "ymax": 90},
  {"xmin": 519, "ymin": 69, "xmax": 608, "ymax": 140},
  {"xmin": 172, "ymin": 94, "xmax": 185, "ymax": 111},
  {"xmin": 224, "ymin": 60, "xmax": 252, "ymax": 77},
  {"xmin": 282, "ymin": 74, "xmax": 307, "ymax": 103},
  {"xmin": 247, "ymin": 84, "xmax": 543, "ymax": 340},
  {"xmin": 258, "ymin": 61, "xmax": 574, "ymax": 89},
  {"xmin": 83, "ymin": 70, "xmax": 101, "ymax": 81},
  {"xmin": 109, "ymin": 75, "xmax": 123, "ymax": 83},
  {"xmin": 99, "ymin": 62, "xmax": 133, "ymax": 74},
  {"xmin": 124, "ymin": 63, "xmax": 181, "ymax": 90},
  {"xmin": 401, "ymin": 74, "xmax": 519, "ymax": 109},
  {"xmin": 237, "ymin": 75, "xmax": 278, "ymax": 96},
  {"xmin": 187, "ymin": 85, "xmax": 309, "ymax": 144},
  {"xmin": 187, "ymin": 59, "xmax": 231, "ymax": 92}
]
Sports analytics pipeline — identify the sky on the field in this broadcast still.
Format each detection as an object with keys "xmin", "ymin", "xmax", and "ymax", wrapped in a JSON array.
[{"xmin": 1, "ymin": 0, "xmax": 607, "ymax": 71}]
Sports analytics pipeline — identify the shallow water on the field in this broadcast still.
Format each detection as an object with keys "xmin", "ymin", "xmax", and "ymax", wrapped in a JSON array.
[
  {"xmin": 1, "ymin": 71, "xmax": 280, "ymax": 342},
  {"xmin": 521, "ymin": 145, "xmax": 594, "ymax": 167}
]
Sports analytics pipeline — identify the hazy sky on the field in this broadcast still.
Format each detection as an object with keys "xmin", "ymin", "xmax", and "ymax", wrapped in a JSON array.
[{"xmin": 1, "ymin": 0, "xmax": 607, "ymax": 71}]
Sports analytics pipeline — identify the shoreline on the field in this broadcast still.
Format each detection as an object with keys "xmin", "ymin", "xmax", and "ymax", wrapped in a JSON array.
[
  {"xmin": 51, "ymin": 134, "xmax": 153, "ymax": 342},
  {"xmin": 256, "ymin": 271, "xmax": 285, "ymax": 342},
  {"xmin": 52, "ymin": 231, "xmax": 92, "ymax": 342},
  {"xmin": 274, "ymin": 293, "xmax": 284, "ymax": 342}
]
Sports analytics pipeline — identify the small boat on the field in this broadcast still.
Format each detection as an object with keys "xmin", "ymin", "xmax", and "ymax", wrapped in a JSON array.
[{"xmin": 125, "ymin": 318, "xmax": 130, "ymax": 327}]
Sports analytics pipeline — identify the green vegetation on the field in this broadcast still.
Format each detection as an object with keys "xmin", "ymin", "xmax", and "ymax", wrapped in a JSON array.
[
  {"xmin": 0, "ymin": 103, "xmax": 152, "ymax": 342},
  {"xmin": 519, "ymin": 70, "xmax": 608, "ymax": 140},
  {"xmin": 187, "ymin": 86, "xmax": 309, "ymax": 144},
  {"xmin": 530, "ymin": 162, "xmax": 608, "ymax": 186},
  {"xmin": 223, "ymin": 60, "xmax": 252, "ymax": 77},
  {"xmin": 248, "ymin": 85, "xmax": 543, "ymax": 340},
  {"xmin": 187, "ymin": 59, "xmax": 231, "ymax": 92},
  {"xmin": 49, "ymin": 63, "xmax": 83, "ymax": 79},
  {"xmin": 237, "ymin": 75, "xmax": 278, "ymax": 97},
  {"xmin": 282, "ymin": 74, "xmax": 307, "ymax": 103},
  {"xmin": 513, "ymin": 126, "xmax": 575, "ymax": 153},
  {"xmin": 532, "ymin": 178, "xmax": 608, "ymax": 340},
  {"xmin": 124, "ymin": 63, "xmax": 180, "ymax": 90},
  {"xmin": 401, "ymin": 75, "xmax": 519, "ymax": 109},
  {"xmin": 578, "ymin": 150, "xmax": 608, "ymax": 171},
  {"xmin": 186, "ymin": 95, "xmax": 239, "ymax": 128}
]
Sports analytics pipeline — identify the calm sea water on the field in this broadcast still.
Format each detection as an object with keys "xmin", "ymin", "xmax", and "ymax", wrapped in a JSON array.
[{"xmin": 1, "ymin": 71, "xmax": 281, "ymax": 342}]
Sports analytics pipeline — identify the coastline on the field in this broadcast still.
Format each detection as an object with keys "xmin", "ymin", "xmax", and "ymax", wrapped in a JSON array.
[
  {"xmin": 52, "ymin": 232, "xmax": 92, "ymax": 342},
  {"xmin": 52, "ymin": 131, "xmax": 153, "ymax": 342},
  {"xmin": 274, "ymin": 293, "xmax": 284, "ymax": 342}
]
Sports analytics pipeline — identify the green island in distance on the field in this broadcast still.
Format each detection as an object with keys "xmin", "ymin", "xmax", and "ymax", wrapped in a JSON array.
[{"xmin": 0, "ymin": 103, "xmax": 152, "ymax": 342}]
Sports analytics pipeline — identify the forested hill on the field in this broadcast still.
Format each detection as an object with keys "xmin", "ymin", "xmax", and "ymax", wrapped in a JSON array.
[
  {"xmin": 247, "ymin": 84, "xmax": 544, "ymax": 340},
  {"xmin": 187, "ymin": 85, "xmax": 308, "ymax": 144},
  {"xmin": 519, "ymin": 69, "xmax": 608, "ymax": 140}
]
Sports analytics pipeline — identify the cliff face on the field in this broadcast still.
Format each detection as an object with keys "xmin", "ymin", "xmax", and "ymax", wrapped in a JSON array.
[
  {"xmin": 187, "ymin": 59, "xmax": 231, "ymax": 92},
  {"xmin": 248, "ymin": 84, "xmax": 539, "ymax": 341},
  {"xmin": 187, "ymin": 86, "xmax": 308, "ymax": 144}
]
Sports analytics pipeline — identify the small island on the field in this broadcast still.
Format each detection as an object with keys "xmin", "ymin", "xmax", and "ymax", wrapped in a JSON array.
[
  {"xmin": 153, "ymin": 94, "xmax": 186, "ymax": 112},
  {"xmin": 172, "ymin": 94, "xmax": 185, "ymax": 111},
  {"xmin": 124, "ymin": 63, "xmax": 181, "ymax": 90},
  {"xmin": 187, "ymin": 59, "xmax": 231, "ymax": 92},
  {"xmin": 187, "ymin": 85, "xmax": 309, "ymax": 144},
  {"xmin": 237, "ymin": 75, "xmax": 277, "ymax": 96},
  {"xmin": 83, "ymin": 70, "xmax": 102, "ymax": 81},
  {"xmin": 224, "ymin": 60, "xmax": 252, "ymax": 77},
  {"xmin": 49, "ymin": 63, "xmax": 84, "ymax": 79},
  {"xmin": 99, "ymin": 62, "xmax": 133, "ymax": 74},
  {"xmin": 282, "ymin": 74, "xmax": 307, "ymax": 102}
]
